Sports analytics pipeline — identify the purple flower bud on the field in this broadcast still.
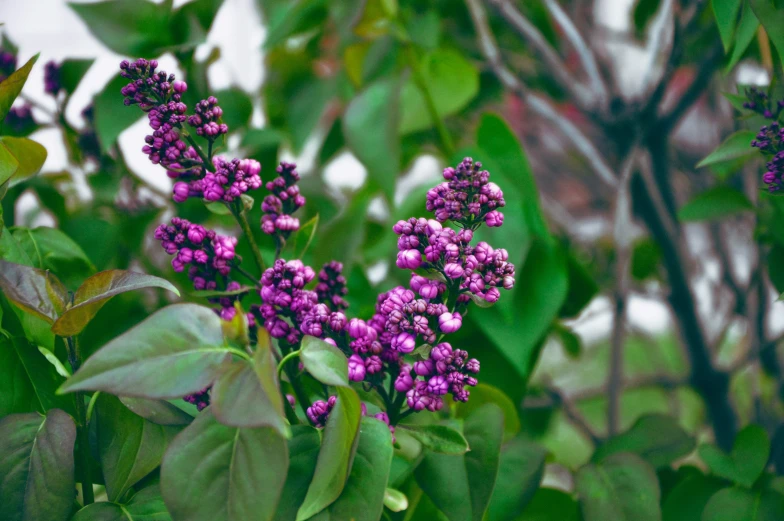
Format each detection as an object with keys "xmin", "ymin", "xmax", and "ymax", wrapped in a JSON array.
[
  {"xmin": 172, "ymin": 80, "xmax": 188, "ymax": 93},
  {"xmin": 465, "ymin": 358, "xmax": 480, "ymax": 373},
  {"xmin": 430, "ymin": 342, "xmax": 453, "ymax": 361},
  {"xmin": 414, "ymin": 359, "xmax": 434, "ymax": 376},
  {"xmin": 365, "ymin": 355, "xmax": 383, "ymax": 374},
  {"xmin": 485, "ymin": 210, "xmax": 504, "ymax": 227},
  {"xmin": 443, "ymin": 263, "xmax": 464, "ymax": 279},
  {"xmin": 391, "ymin": 332, "xmax": 416, "ymax": 353},
  {"xmin": 395, "ymin": 366, "xmax": 415, "ymax": 392},
  {"xmin": 348, "ymin": 354, "xmax": 366, "ymax": 382},
  {"xmin": 396, "ymin": 249, "xmax": 422, "ymax": 270},
  {"xmin": 438, "ymin": 312, "xmax": 462, "ymax": 333},
  {"xmin": 172, "ymin": 181, "xmax": 190, "ymax": 203},
  {"xmin": 348, "ymin": 318, "xmax": 369, "ymax": 339},
  {"xmin": 287, "ymin": 394, "xmax": 296, "ymax": 407},
  {"xmin": 485, "ymin": 287, "xmax": 501, "ymax": 303}
]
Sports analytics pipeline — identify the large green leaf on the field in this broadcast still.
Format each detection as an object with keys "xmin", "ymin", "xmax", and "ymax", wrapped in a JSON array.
[
  {"xmin": 70, "ymin": 484, "xmax": 171, "ymax": 521},
  {"xmin": 399, "ymin": 49, "xmax": 479, "ymax": 134},
  {"xmin": 455, "ymin": 383, "xmax": 521, "ymax": 441},
  {"xmin": 94, "ymin": 394, "xmax": 179, "ymax": 501},
  {"xmin": 517, "ymin": 488, "xmax": 580, "ymax": 521},
  {"xmin": 0, "ymin": 137, "xmax": 47, "ymax": 186},
  {"xmin": 287, "ymin": 80, "xmax": 336, "ymax": 153},
  {"xmin": 698, "ymin": 424, "xmax": 770, "ymax": 488},
  {"xmin": 69, "ymin": 0, "xmax": 174, "ymax": 56},
  {"xmin": 299, "ymin": 335, "xmax": 349, "ymax": 387},
  {"xmin": 594, "ymin": 414, "xmax": 695, "ymax": 468},
  {"xmin": 118, "ymin": 397, "xmax": 194, "ymax": 426},
  {"xmin": 398, "ymin": 423, "xmax": 469, "ymax": 455},
  {"xmin": 575, "ymin": 453, "xmax": 661, "ymax": 521},
  {"xmin": 211, "ymin": 339, "xmax": 288, "ymax": 437},
  {"xmin": 749, "ymin": 0, "xmax": 784, "ymax": 71},
  {"xmin": 58, "ymin": 304, "xmax": 230, "ymax": 398},
  {"xmin": 0, "ymin": 259, "xmax": 68, "ymax": 323},
  {"xmin": 677, "ymin": 186, "xmax": 753, "ymax": 222},
  {"xmin": 726, "ymin": 2, "xmax": 759, "ymax": 72},
  {"xmin": 0, "ymin": 409, "xmax": 76, "ymax": 521},
  {"xmin": 161, "ymin": 409, "xmax": 288, "ymax": 521},
  {"xmin": 712, "ymin": 0, "xmax": 742, "ymax": 51},
  {"xmin": 415, "ymin": 404, "xmax": 505, "ymax": 521},
  {"xmin": 296, "ymin": 386, "xmax": 362, "ymax": 521},
  {"xmin": 321, "ymin": 417, "xmax": 394, "ymax": 521},
  {"xmin": 275, "ymin": 426, "xmax": 321, "ymax": 521},
  {"xmin": 696, "ymin": 130, "xmax": 757, "ymax": 168},
  {"xmin": 0, "ymin": 54, "xmax": 38, "ymax": 122},
  {"xmin": 12, "ymin": 226, "xmax": 95, "ymax": 282},
  {"xmin": 702, "ymin": 487, "xmax": 784, "ymax": 521},
  {"xmin": 93, "ymin": 74, "xmax": 145, "ymax": 152},
  {"xmin": 52, "ymin": 269, "xmax": 179, "ymax": 336},
  {"xmin": 661, "ymin": 473, "xmax": 724, "ymax": 521},
  {"xmin": 58, "ymin": 58, "xmax": 94, "ymax": 95},
  {"xmin": 486, "ymin": 437, "xmax": 547, "ymax": 521},
  {"xmin": 0, "ymin": 335, "xmax": 73, "ymax": 416},
  {"xmin": 343, "ymin": 77, "xmax": 400, "ymax": 201}
]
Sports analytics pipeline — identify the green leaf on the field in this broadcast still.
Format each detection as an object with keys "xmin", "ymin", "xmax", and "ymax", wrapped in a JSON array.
[
  {"xmin": 93, "ymin": 74, "xmax": 145, "ymax": 152},
  {"xmin": 296, "ymin": 386, "xmax": 362, "ymax": 521},
  {"xmin": 0, "ymin": 409, "xmax": 76, "ymax": 521},
  {"xmin": 343, "ymin": 77, "xmax": 400, "ymax": 201},
  {"xmin": 0, "ymin": 335, "xmax": 72, "ymax": 416},
  {"xmin": 712, "ymin": 0, "xmax": 742, "ymax": 52},
  {"xmin": 214, "ymin": 87, "xmax": 253, "ymax": 132},
  {"xmin": 472, "ymin": 239, "xmax": 568, "ymax": 388},
  {"xmin": 575, "ymin": 453, "xmax": 661, "ymax": 521},
  {"xmin": 726, "ymin": 2, "xmax": 759, "ymax": 72},
  {"xmin": 322, "ymin": 417, "xmax": 394, "ymax": 521},
  {"xmin": 678, "ymin": 186, "xmax": 753, "ymax": 222},
  {"xmin": 749, "ymin": 0, "xmax": 784, "ymax": 72},
  {"xmin": 71, "ymin": 484, "xmax": 172, "ymax": 521},
  {"xmin": 0, "ymin": 259, "xmax": 68, "ymax": 323},
  {"xmin": 696, "ymin": 130, "xmax": 757, "ymax": 168},
  {"xmin": 661, "ymin": 473, "xmax": 724, "ymax": 521},
  {"xmin": 455, "ymin": 383, "xmax": 521, "ymax": 441},
  {"xmin": 698, "ymin": 424, "xmax": 770, "ymax": 488},
  {"xmin": 594, "ymin": 414, "xmax": 696, "ymax": 468},
  {"xmin": 517, "ymin": 488, "xmax": 580, "ymax": 521},
  {"xmin": 399, "ymin": 49, "xmax": 479, "ymax": 134},
  {"xmin": 415, "ymin": 450, "xmax": 471, "ymax": 521},
  {"xmin": 94, "ymin": 394, "xmax": 179, "ymax": 501},
  {"xmin": 275, "ymin": 426, "xmax": 321, "ymax": 521},
  {"xmin": 288, "ymin": 80, "xmax": 335, "ymax": 153},
  {"xmin": 69, "ymin": 0, "xmax": 174, "ymax": 56},
  {"xmin": 631, "ymin": 238, "xmax": 661, "ymax": 280},
  {"xmin": 299, "ymin": 334, "xmax": 349, "ymax": 387},
  {"xmin": 486, "ymin": 437, "xmax": 547, "ymax": 521},
  {"xmin": 0, "ymin": 140, "xmax": 19, "ymax": 185},
  {"xmin": 191, "ymin": 286, "xmax": 253, "ymax": 298},
  {"xmin": 262, "ymin": 0, "xmax": 328, "ymax": 49},
  {"xmin": 52, "ymin": 269, "xmax": 179, "ymax": 336},
  {"xmin": 37, "ymin": 346, "xmax": 71, "ymax": 378},
  {"xmin": 0, "ymin": 54, "xmax": 38, "ymax": 122},
  {"xmin": 59, "ymin": 58, "xmax": 94, "ymax": 95},
  {"xmin": 702, "ymin": 487, "xmax": 784, "ymax": 521},
  {"xmin": 12, "ymin": 226, "xmax": 95, "ymax": 280},
  {"xmin": 399, "ymin": 423, "xmax": 470, "ymax": 455},
  {"xmin": 0, "ymin": 137, "xmax": 47, "ymax": 186},
  {"xmin": 118, "ymin": 396, "xmax": 194, "ymax": 426},
  {"xmin": 58, "ymin": 303, "xmax": 230, "ymax": 398},
  {"xmin": 161, "ymin": 408, "xmax": 288, "ymax": 521},
  {"xmin": 211, "ymin": 340, "xmax": 288, "ymax": 437}
]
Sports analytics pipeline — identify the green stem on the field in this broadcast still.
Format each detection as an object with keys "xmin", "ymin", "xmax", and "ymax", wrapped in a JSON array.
[
  {"xmin": 403, "ymin": 44, "xmax": 455, "ymax": 157},
  {"xmin": 226, "ymin": 346, "xmax": 251, "ymax": 361},
  {"xmin": 234, "ymin": 264, "xmax": 262, "ymax": 287},
  {"xmin": 231, "ymin": 204, "xmax": 266, "ymax": 275},
  {"xmin": 277, "ymin": 349, "xmax": 301, "ymax": 378},
  {"xmin": 65, "ymin": 337, "xmax": 94, "ymax": 506},
  {"xmin": 85, "ymin": 392, "xmax": 101, "ymax": 425},
  {"xmin": 183, "ymin": 133, "xmax": 211, "ymax": 166}
]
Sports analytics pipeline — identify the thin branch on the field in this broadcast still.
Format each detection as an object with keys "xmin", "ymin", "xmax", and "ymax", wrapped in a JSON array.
[
  {"xmin": 542, "ymin": 0, "xmax": 608, "ymax": 105},
  {"xmin": 640, "ymin": 0, "xmax": 675, "ymax": 96},
  {"xmin": 465, "ymin": 0, "xmax": 617, "ymax": 187},
  {"xmin": 488, "ymin": 0, "xmax": 596, "ymax": 108},
  {"xmin": 608, "ymin": 147, "xmax": 638, "ymax": 436}
]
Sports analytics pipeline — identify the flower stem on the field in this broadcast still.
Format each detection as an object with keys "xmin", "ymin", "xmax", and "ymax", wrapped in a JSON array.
[
  {"xmin": 403, "ymin": 44, "xmax": 455, "ymax": 157},
  {"xmin": 65, "ymin": 336, "xmax": 94, "ymax": 506},
  {"xmin": 231, "ymin": 203, "xmax": 265, "ymax": 275},
  {"xmin": 277, "ymin": 349, "xmax": 301, "ymax": 378}
]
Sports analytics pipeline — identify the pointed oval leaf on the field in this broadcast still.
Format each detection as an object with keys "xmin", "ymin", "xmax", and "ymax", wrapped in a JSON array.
[
  {"xmin": 594, "ymin": 414, "xmax": 695, "ymax": 468},
  {"xmin": 576, "ymin": 453, "xmax": 661, "ymax": 521},
  {"xmin": 275, "ymin": 426, "xmax": 321, "ymax": 521},
  {"xmin": 455, "ymin": 383, "xmax": 521, "ymax": 440},
  {"xmin": 95, "ymin": 394, "xmax": 180, "ymax": 501},
  {"xmin": 59, "ymin": 58, "xmax": 94, "ymax": 95},
  {"xmin": 52, "ymin": 269, "xmax": 179, "ymax": 336},
  {"xmin": 58, "ymin": 303, "xmax": 229, "ymax": 398},
  {"xmin": 0, "ymin": 259, "xmax": 67, "ymax": 323},
  {"xmin": 661, "ymin": 473, "xmax": 724, "ymax": 521},
  {"xmin": 486, "ymin": 437, "xmax": 547, "ymax": 521},
  {"xmin": 161, "ymin": 408, "xmax": 288, "ymax": 521},
  {"xmin": 696, "ymin": 130, "xmax": 757, "ymax": 168},
  {"xmin": 0, "ymin": 137, "xmax": 47, "ymax": 185},
  {"xmin": 296, "ymin": 386, "xmax": 362, "ymax": 521},
  {"xmin": 677, "ymin": 186, "xmax": 753, "ymax": 222},
  {"xmin": 464, "ymin": 403, "xmax": 505, "ymax": 521},
  {"xmin": 118, "ymin": 397, "xmax": 194, "ymax": 426},
  {"xmin": 71, "ymin": 485, "xmax": 172, "ymax": 521},
  {"xmin": 398, "ymin": 423, "xmax": 469, "ymax": 455},
  {"xmin": 300, "ymin": 335, "xmax": 349, "ymax": 387},
  {"xmin": 0, "ymin": 409, "xmax": 76, "ymax": 521},
  {"xmin": 211, "ymin": 340, "xmax": 288, "ymax": 437},
  {"xmin": 702, "ymin": 487, "xmax": 784, "ymax": 521},
  {"xmin": 0, "ymin": 54, "xmax": 38, "ymax": 122}
]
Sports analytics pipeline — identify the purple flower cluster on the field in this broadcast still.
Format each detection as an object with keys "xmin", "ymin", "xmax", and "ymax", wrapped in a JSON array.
[
  {"xmin": 4, "ymin": 104, "xmax": 34, "ymax": 134},
  {"xmin": 184, "ymin": 387, "xmax": 211, "ymax": 411},
  {"xmin": 316, "ymin": 261, "xmax": 349, "ymax": 311},
  {"xmin": 261, "ymin": 162, "xmax": 306, "ymax": 237},
  {"xmin": 752, "ymin": 122, "xmax": 784, "ymax": 193},
  {"xmin": 256, "ymin": 259, "xmax": 320, "ymax": 344},
  {"xmin": 188, "ymin": 96, "xmax": 228, "ymax": 138},
  {"xmin": 307, "ymin": 395, "xmax": 396, "ymax": 440},
  {"xmin": 44, "ymin": 60, "xmax": 61, "ymax": 96},
  {"xmin": 177, "ymin": 156, "xmax": 262, "ymax": 204},
  {"xmin": 154, "ymin": 217, "xmax": 244, "ymax": 319},
  {"xmin": 426, "ymin": 157, "xmax": 505, "ymax": 229},
  {"xmin": 743, "ymin": 87, "xmax": 784, "ymax": 120}
]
